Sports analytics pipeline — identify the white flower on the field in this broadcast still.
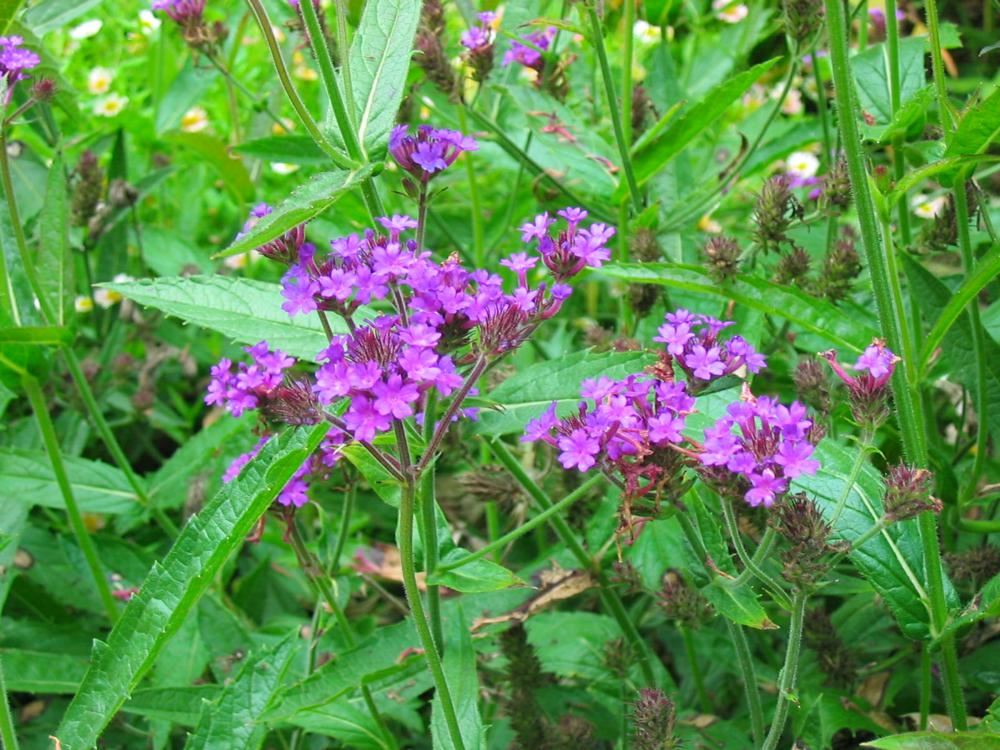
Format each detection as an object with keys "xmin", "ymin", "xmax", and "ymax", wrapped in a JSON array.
[
  {"xmin": 70, "ymin": 19, "xmax": 103, "ymax": 40},
  {"xmin": 715, "ymin": 2, "xmax": 749, "ymax": 23},
  {"xmin": 223, "ymin": 252, "xmax": 250, "ymax": 270},
  {"xmin": 271, "ymin": 162, "xmax": 300, "ymax": 175},
  {"xmin": 785, "ymin": 151, "xmax": 820, "ymax": 180},
  {"xmin": 181, "ymin": 106, "xmax": 209, "ymax": 133},
  {"xmin": 94, "ymin": 94, "xmax": 128, "ymax": 117},
  {"xmin": 698, "ymin": 214, "xmax": 723, "ymax": 234},
  {"xmin": 94, "ymin": 288, "xmax": 122, "ymax": 309},
  {"xmin": 74, "ymin": 295, "xmax": 94, "ymax": 314},
  {"xmin": 633, "ymin": 20, "xmax": 662, "ymax": 45},
  {"xmin": 780, "ymin": 88, "xmax": 804, "ymax": 116},
  {"xmin": 87, "ymin": 67, "xmax": 113, "ymax": 95},
  {"xmin": 912, "ymin": 194, "xmax": 947, "ymax": 219},
  {"xmin": 113, "ymin": 273, "xmax": 134, "ymax": 283},
  {"xmin": 139, "ymin": 9, "xmax": 161, "ymax": 34}
]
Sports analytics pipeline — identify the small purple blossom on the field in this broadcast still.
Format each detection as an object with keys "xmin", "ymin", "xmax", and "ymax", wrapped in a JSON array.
[
  {"xmin": 0, "ymin": 36, "xmax": 39, "ymax": 98},
  {"xmin": 653, "ymin": 309, "xmax": 767, "ymax": 389},
  {"xmin": 520, "ymin": 209, "xmax": 615, "ymax": 281},
  {"xmin": 389, "ymin": 126, "xmax": 478, "ymax": 183},
  {"xmin": 151, "ymin": 0, "xmax": 205, "ymax": 23},
  {"xmin": 503, "ymin": 26, "xmax": 556, "ymax": 73},
  {"xmin": 557, "ymin": 429, "xmax": 600, "ymax": 471}
]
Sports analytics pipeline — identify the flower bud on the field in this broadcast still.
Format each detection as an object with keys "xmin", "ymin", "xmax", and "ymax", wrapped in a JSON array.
[
  {"xmin": 31, "ymin": 77, "xmax": 56, "ymax": 102},
  {"xmin": 823, "ymin": 157, "xmax": 852, "ymax": 211},
  {"xmin": 71, "ymin": 150, "xmax": 105, "ymax": 229},
  {"xmin": 883, "ymin": 464, "xmax": 942, "ymax": 522},
  {"xmin": 631, "ymin": 226, "xmax": 662, "ymax": 262},
  {"xmin": 773, "ymin": 493, "xmax": 842, "ymax": 587},
  {"xmin": 794, "ymin": 357, "xmax": 831, "ymax": 415},
  {"xmin": 631, "ymin": 688, "xmax": 679, "ymax": 750},
  {"xmin": 774, "ymin": 246, "xmax": 811, "ymax": 285},
  {"xmin": 657, "ymin": 571, "xmax": 712, "ymax": 627},
  {"xmin": 817, "ymin": 227, "xmax": 861, "ymax": 302},
  {"xmin": 783, "ymin": 0, "xmax": 824, "ymax": 45},
  {"xmin": 821, "ymin": 339, "xmax": 899, "ymax": 429},
  {"xmin": 752, "ymin": 174, "xmax": 800, "ymax": 253},
  {"xmin": 703, "ymin": 235, "xmax": 741, "ymax": 282},
  {"xmin": 632, "ymin": 84, "xmax": 655, "ymax": 141}
]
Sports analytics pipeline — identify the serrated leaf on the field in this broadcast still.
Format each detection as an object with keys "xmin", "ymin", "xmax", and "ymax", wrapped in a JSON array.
[
  {"xmin": 54, "ymin": 425, "xmax": 327, "ymax": 750},
  {"xmin": 473, "ymin": 350, "xmax": 653, "ymax": 436},
  {"xmin": 428, "ymin": 550, "xmax": 521, "ymax": 593},
  {"xmin": 349, "ymin": 0, "xmax": 421, "ymax": 155},
  {"xmin": 37, "ymin": 155, "xmax": 71, "ymax": 326},
  {"xmin": 104, "ymin": 275, "xmax": 340, "ymax": 362},
  {"xmin": 851, "ymin": 38, "xmax": 926, "ymax": 125},
  {"xmin": 945, "ymin": 87, "xmax": 1000, "ymax": 158},
  {"xmin": 217, "ymin": 165, "xmax": 376, "ymax": 259},
  {"xmin": 626, "ymin": 58, "xmax": 781, "ymax": 193},
  {"xmin": 0, "ymin": 448, "xmax": 140, "ymax": 514},
  {"xmin": 184, "ymin": 635, "xmax": 298, "ymax": 750},
  {"xmin": 233, "ymin": 136, "xmax": 328, "ymax": 165},
  {"xmin": 0, "ymin": 648, "xmax": 89, "ymax": 693},
  {"xmin": 599, "ymin": 262, "xmax": 878, "ymax": 352},
  {"xmin": 340, "ymin": 443, "xmax": 401, "ymax": 507},
  {"xmin": 862, "ymin": 732, "xmax": 1000, "ymax": 749},
  {"xmin": 122, "ymin": 685, "xmax": 221, "ymax": 726}
]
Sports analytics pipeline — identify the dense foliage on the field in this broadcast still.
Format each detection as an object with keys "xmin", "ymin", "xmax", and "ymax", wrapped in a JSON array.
[{"xmin": 0, "ymin": 0, "xmax": 998, "ymax": 749}]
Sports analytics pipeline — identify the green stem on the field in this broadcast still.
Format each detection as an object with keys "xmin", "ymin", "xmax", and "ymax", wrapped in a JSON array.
[
  {"xmin": 456, "ymin": 107, "xmax": 485, "ymax": 266},
  {"xmin": 23, "ymin": 374, "xmax": 119, "ymax": 623},
  {"xmin": 720, "ymin": 497, "xmax": 792, "ymax": 611},
  {"xmin": 924, "ymin": 0, "xmax": 955, "ymax": 131},
  {"xmin": 330, "ymin": 480, "xmax": 356, "ymax": 572},
  {"xmin": 400, "ymin": 479, "xmax": 467, "ymax": 750},
  {"xmin": 206, "ymin": 52, "xmax": 286, "ymax": 129},
  {"xmin": 725, "ymin": 620, "xmax": 765, "ymax": 748},
  {"xmin": 884, "ymin": 0, "xmax": 911, "ymax": 245},
  {"xmin": 436, "ymin": 475, "xmax": 604, "ymax": 573},
  {"xmin": 331, "ymin": 0, "xmax": 355, "ymax": 122},
  {"xmin": 488, "ymin": 439, "xmax": 662, "ymax": 687},
  {"xmin": 761, "ymin": 590, "xmax": 807, "ymax": 750},
  {"xmin": 244, "ymin": 0, "xmax": 356, "ymax": 169},
  {"xmin": 829, "ymin": 431, "xmax": 873, "ymax": 527},
  {"xmin": 585, "ymin": 2, "xmax": 643, "ymax": 212},
  {"xmin": 825, "ymin": 0, "xmax": 966, "ymax": 728},
  {"xmin": 621, "ymin": 0, "xmax": 635, "ymax": 148},
  {"xmin": 919, "ymin": 643, "xmax": 931, "ymax": 729},
  {"xmin": 0, "ymin": 658, "xmax": 21, "ymax": 750},
  {"xmin": 732, "ymin": 527, "xmax": 777, "ymax": 587},
  {"xmin": 418, "ymin": 394, "xmax": 443, "ymax": 652},
  {"xmin": 680, "ymin": 625, "xmax": 711, "ymax": 713}
]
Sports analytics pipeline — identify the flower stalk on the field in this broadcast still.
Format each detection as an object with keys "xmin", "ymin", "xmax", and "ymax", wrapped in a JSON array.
[{"xmin": 761, "ymin": 590, "xmax": 807, "ymax": 750}]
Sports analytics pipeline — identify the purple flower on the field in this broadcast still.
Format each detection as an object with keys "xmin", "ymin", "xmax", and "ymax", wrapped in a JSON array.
[
  {"xmin": 687, "ymin": 345, "xmax": 726, "ymax": 380},
  {"xmin": 774, "ymin": 440, "xmax": 820, "ymax": 478},
  {"xmin": 371, "ymin": 374, "xmax": 420, "ymax": 419},
  {"xmin": 524, "ymin": 401, "xmax": 559, "ymax": 442},
  {"xmin": 389, "ymin": 125, "xmax": 478, "ymax": 183},
  {"xmin": 503, "ymin": 26, "xmax": 556, "ymax": 72},
  {"xmin": 151, "ymin": 0, "xmax": 205, "ymax": 23},
  {"xmin": 521, "ymin": 209, "xmax": 615, "ymax": 281},
  {"xmin": 557, "ymin": 428, "xmax": 600, "ymax": 471},
  {"xmin": 745, "ymin": 469, "xmax": 787, "ymax": 507},
  {"xmin": 343, "ymin": 396, "xmax": 392, "ymax": 442},
  {"xmin": 280, "ymin": 266, "xmax": 319, "ymax": 316},
  {"xmin": 855, "ymin": 343, "xmax": 896, "ymax": 380},
  {"xmin": 654, "ymin": 308, "xmax": 767, "ymax": 388}
]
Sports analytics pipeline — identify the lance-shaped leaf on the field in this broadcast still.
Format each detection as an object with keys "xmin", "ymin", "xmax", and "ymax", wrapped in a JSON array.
[
  {"xmin": 37, "ymin": 156, "xmax": 72, "ymax": 326},
  {"xmin": 54, "ymin": 424, "xmax": 327, "ymax": 750},
  {"xmin": 0, "ymin": 448, "xmax": 139, "ymax": 514},
  {"xmin": 216, "ymin": 165, "xmax": 376, "ymax": 259}
]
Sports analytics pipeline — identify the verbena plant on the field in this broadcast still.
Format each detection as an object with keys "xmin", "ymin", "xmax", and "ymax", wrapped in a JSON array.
[{"xmin": 0, "ymin": 0, "xmax": 998, "ymax": 748}]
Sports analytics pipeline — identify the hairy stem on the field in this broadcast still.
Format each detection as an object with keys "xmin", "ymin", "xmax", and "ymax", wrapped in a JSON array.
[
  {"xmin": 725, "ymin": 620, "xmax": 765, "ymax": 747},
  {"xmin": 721, "ymin": 497, "xmax": 792, "ymax": 610},
  {"xmin": 419, "ymin": 392, "xmax": 443, "ymax": 650},
  {"xmin": 761, "ymin": 590, "xmax": 807, "ymax": 750}
]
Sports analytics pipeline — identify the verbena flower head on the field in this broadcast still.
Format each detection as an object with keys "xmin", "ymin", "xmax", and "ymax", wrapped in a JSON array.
[
  {"xmin": 821, "ymin": 339, "xmax": 899, "ymax": 427},
  {"xmin": 520, "ymin": 208, "xmax": 614, "ymax": 281},
  {"xmin": 697, "ymin": 385, "xmax": 819, "ymax": 507},
  {"xmin": 151, "ymin": 0, "xmax": 205, "ymax": 23},
  {"xmin": 0, "ymin": 36, "xmax": 39, "ymax": 98},
  {"xmin": 883, "ymin": 463, "xmax": 942, "ymax": 522},
  {"xmin": 461, "ymin": 12, "xmax": 497, "ymax": 82},
  {"xmin": 653, "ymin": 309, "xmax": 766, "ymax": 389},
  {"xmin": 502, "ymin": 26, "xmax": 556, "ymax": 73},
  {"xmin": 389, "ymin": 125, "xmax": 478, "ymax": 184},
  {"xmin": 236, "ymin": 203, "xmax": 307, "ymax": 264},
  {"xmin": 524, "ymin": 373, "xmax": 695, "ymax": 500}
]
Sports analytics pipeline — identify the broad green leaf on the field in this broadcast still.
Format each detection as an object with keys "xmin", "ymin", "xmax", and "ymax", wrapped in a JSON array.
[
  {"xmin": 281, "ymin": 701, "xmax": 395, "ymax": 749},
  {"xmin": 340, "ymin": 443, "xmax": 401, "ymax": 507},
  {"xmin": 141, "ymin": 227, "xmax": 212, "ymax": 278},
  {"xmin": 349, "ymin": 0, "xmax": 421, "ymax": 155},
  {"xmin": 22, "ymin": 0, "xmax": 103, "ymax": 33},
  {"xmin": 887, "ymin": 155, "xmax": 1000, "ymax": 201},
  {"xmin": 626, "ymin": 58, "xmax": 781, "ymax": 192},
  {"xmin": 0, "ymin": 501, "xmax": 29, "ymax": 610},
  {"xmin": 432, "ymin": 607, "xmax": 484, "ymax": 750},
  {"xmin": 0, "ymin": 448, "xmax": 140, "ymax": 514},
  {"xmin": 427, "ymin": 550, "xmax": 521, "ymax": 593},
  {"xmin": 861, "ymin": 87, "xmax": 933, "ymax": 143},
  {"xmin": 122, "ymin": 685, "xmax": 221, "ymax": 726},
  {"xmin": 37, "ymin": 155, "xmax": 72, "ymax": 325},
  {"xmin": 525, "ymin": 611, "xmax": 620, "ymax": 682},
  {"xmin": 265, "ymin": 619, "xmax": 420, "ymax": 721},
  {"xmin": 473, "ymin": 350, "xmax": 652, "ymax": 436},
  {"xmin": 919, "ymin": 243, "xmax": 1000, "ymax": 369},
  {"xmin": 0, "ymin": 648, "xmax": 89, "ymax": 693},
  {"xmin": 700, "ymin": 578, "xmax": 775, "ymax": 630},
  {"xmin": 851, "ymin": 38, "xmax": 926, "ymax": 125},
  {"xmin": 863, "ymin": 732, "xmax": 1000, "ymax": 749},
  {"xmin": 0, "ymin": 0, "xmax": 26, "ymax": 34},
  {"xmin": 184, "ymin": 635, "xmax": 298, "ymax": 750},
  {"xmin": 164, "ymin": 133, "xmax": 253, "ymax": 203},
  {"xmin": 233, "ymin": 136, "xmax": 328, "ymax": 165},
  {"xmin": 103, "ymin": 275, "xmax": 338, "ymax": 362},
  {"xmin": 945, "ymin": 87, "xmax": 1000, "ymax": 158},
  {"xmin": 217, "ymin": 165, "xmax": 376, "ymax": 259},
  {"xmin": 599, "ymin": 262, "xmax": 878, "ymax": 352},
  {"xmin": 54, "ymin": 425, "xmax": 327, "ymax": 750}
]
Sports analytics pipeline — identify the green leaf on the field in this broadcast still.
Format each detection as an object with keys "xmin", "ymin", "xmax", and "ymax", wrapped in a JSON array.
[
  {"xmin": 54, "ymin": 425, "xmax": 327, "ymax": 750},
  {"xmin": 141, "ymin": 227, "xmax": 213, "ymax": 277},
  {"xmin": 340, "ymin": 443, "xmax": 401, "ymax": 507},
  {"xmin": 163, "ymin": 133, "xmax": 253, "ymax": 203},
  {"xmin": 216, "ymin": 165, "xmax": 376, "ymax": 259},
  {"xmin": 0, "ymin": 648, "xmax": 89, "ymax": 693},
  {"xmin": 887, "ymin": 155, "xmax": 1000, "ymax": 201},
  {"xmin": 233, "ymin": 136, "xmax": 328, "ymax": 165},
  {"xmin": 37, "ymin": 156, "xmax": 72, "ymax": 326},
  {"xmin": 701, "ymin": 578, "xmax": 775, "ymax": 630},
  {"xmin": 432, "ymin": 607, "xmax": 484, "ymax": 750},
  {"xmin": 348, "ymin": 0, "xmax": 421, "ymax": 155},
  {"xmin": 861, "ymin": 87, "xmax": 933, "ymax": 143},
  {"xmin": 862, "ymin": 731, "xmax": 1000, "ymax": 749},
  {"xmin": 0, "ymin": 0, "xmax": 26, "ymax": 34},
  {"xmin": 0, "ymin": 501, "xmax": 29, "ymax": 610},
  {"xmin": 473, "ymin": 350, "xmax": 652, "ymax": 436},
  {"xmin": 427, "ymin": 550, "xmax": 521, "ymax": 593},
  {"xmin": 22, "ymin": 0, "xmax": 103, "ymax": 33},
  {"xmin": 184, "ymin": 635, "xmax": 298, "ymax": 750},
  {"xmin": 104, "ymin": 275, "xmax": 339, "ymax": 362},
  {"xmin": 851, "ymin": 38, "xmax": 926, "ymax": 125},
  {"xmin": 945, "ymin": 87, "xmax": 1000, "ymax": 158},
  {"xmin": 122, "ymin": 685, "xmax": 222, "ymax": 726},
  {"xmin": 599, "ymin": 262, "xmax": 878, "ymax": 352},
  {"xmin": 0, "ymin": 448, "xmax": 140, "ymax": 514},
  {"xmin": 626, "ymin": 58, "xmax": 781, "ymax": 192},
  {"xmin": 937, "ymin": 572, "xmax": 1000, "ymax": 641},
  {"xmin": 0, "ymin": 325, "xmax": 70, "ymax": 345}
]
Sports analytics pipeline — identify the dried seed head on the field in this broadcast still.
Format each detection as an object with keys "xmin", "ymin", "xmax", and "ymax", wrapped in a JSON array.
[
  {"xmin": 773, "ymin": 494, "xmax": 841, "ymax": 587},
  {"xmin": 631, "ymin": 226, "xmax": 662, "ymax": 262},
  {"xmin": 794, "ymin": 357, "xmax": 831, "ymax": 415},
  {"xmin": 703, "ymin": 235, "xmax": 741, "ymax": 283},
  {"xmin": 71, "ymin": 150, "xmax": 105, "ymax": 229},
  {"xmin": 415, "ymin": 0, "xmax": 458, "ymax": 98},
  {"xmin": 774, "ymin": 246, "xmax": 811, "ymax": 285},
  {"xmin": 632, "ymin": 84, "xmax": 655, "ymax": 141},
  {"xmin": 817, "ymin": 227, "xmax": 862, "ymax": 302},
  {"xmin": 627, "ymin": 283, "xmax": 660, "ymax": 320},
  {"xmin": 631, "ymin": 688, "xmax": 679, "ymax": 750},
  {"xmin": 883, "ymin": 464, "xmax": 942, "ymax": 522}
]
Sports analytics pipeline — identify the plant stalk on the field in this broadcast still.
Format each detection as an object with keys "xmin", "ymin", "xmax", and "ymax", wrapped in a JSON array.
[
  {"xmin": 725, "ymin": 620, "xmax": 765, "ymax": 747},
  {"xmin": 0, "ymin": 659, "xmax": 19, "ymax": 750},
  {"xmin": 761, "ymin": 590, "xmax": 807, "ymax": 750}
]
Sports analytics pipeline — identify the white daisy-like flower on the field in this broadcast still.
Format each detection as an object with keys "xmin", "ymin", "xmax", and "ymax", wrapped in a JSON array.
[
  {"xmin": 911, "ymin": 194, "xmax": 947, "ymax": 219},
  {"xmin": 74, "ymin": 296, "xmax": 94, "ymax": 314},
  {"xmin": 271, "ymin": 162, "xmax": 300, "ymax": 175},
  {"xmin": 94, "ymin": 94, "xmax": 128, "ymax": 117},
  {"xmin": 181, "ymin": 106, "xmax": 209, "ymax": 133},
  {"xmin": 698, "ymin": 214, "xmax": 723, "ymax": 234},
  {"xmin": 139, "ymin": 9, "xmax": 162, "ymax": 34},
  {"xmin": 633, "ymin": 20, "xmax": 663, "ymax": 45},
  {"xmin": 223, "ymin": 252, "xmax": 250, "ymax": 270},
  {"xmin": 785, "ymin": 150, "xmax": 820, "ymax": 180},
  {"xmin": 70, "ymin": 19, "xmax": 103, "ymax": 40},
  {"xmin": 87, "ymin": 67, "xmax": 113, "ymax": 95},
  {"xmin": 715, "ymin": 2, "xmax": 749, "ymax": 23},
  {"xmin": 94, "ymin": 288, "xmax": 123, "ymax": 309}
]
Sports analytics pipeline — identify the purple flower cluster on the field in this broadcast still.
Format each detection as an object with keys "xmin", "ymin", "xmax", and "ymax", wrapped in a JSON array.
[
  {"xmin": 654, "ymin": 309, "xmax": 766, "ymax": 387},
  {"xmin": 151, "ymin": 0, "xmax": 205, "ymax": 23},
  {"xmin": 503, "ymin": 26, "xmax": 556, "ymax": 74},
  {"xmin": 0, "ymin": 36, "xmax": 38, "ymax": 93},
  {"xmin": 821, "ymin": 339, "xmax": 899, "ymax": 427},
  {"xmin": 389, "ymin": 126, "xmax": 478, "ymax": 184},
  {"xmin": 699, "ymin": 388, "xmax": 819, "ymax": 507},
  {"xmin": 461, "ymin": 11, "xmax": 496, "ymax": 51},
  {"xmin": 237, "ymin": 202, "xmax": 309, "ymax": 264},
  {"xmin": 205, "ymin": 341, "xmax": 295, "ymax": 417},
  {"xmin": 524, "ymin": 374, "xmax": 695, "ymax": 499},
  {"xmin": 520, "ymin": 208, "xmax": 614, "ymax": 281}
]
